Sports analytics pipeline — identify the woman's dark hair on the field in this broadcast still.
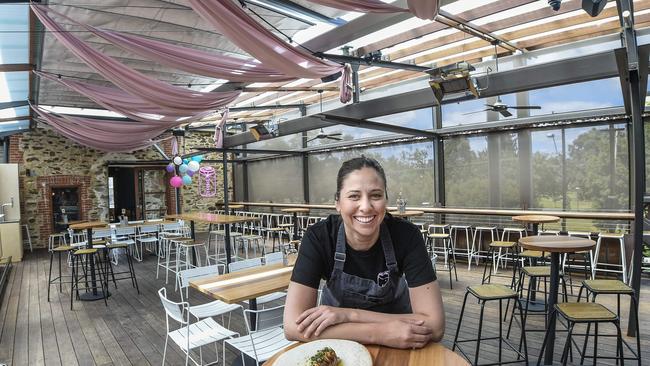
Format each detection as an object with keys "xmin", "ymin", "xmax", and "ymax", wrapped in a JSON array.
[{"xmin": 335, "ymin": 155, "xmax": 387, "ymax": 201}]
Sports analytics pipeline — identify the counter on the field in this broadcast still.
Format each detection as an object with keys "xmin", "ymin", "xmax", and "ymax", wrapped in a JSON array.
[{"xmin": 0, "ymin": 221, "xmax": 23, "ymax": 262}]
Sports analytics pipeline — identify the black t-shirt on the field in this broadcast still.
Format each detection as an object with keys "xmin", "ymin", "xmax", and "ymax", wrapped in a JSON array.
[{"xmin": 291, "ymin": 214, "xmax": 436, "ymax": 289}]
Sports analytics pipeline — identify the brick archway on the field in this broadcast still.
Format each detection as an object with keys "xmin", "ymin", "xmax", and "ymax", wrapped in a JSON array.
[{"xmin": 36, "ymin": 175, "xmax": 91, "ymax": 243}]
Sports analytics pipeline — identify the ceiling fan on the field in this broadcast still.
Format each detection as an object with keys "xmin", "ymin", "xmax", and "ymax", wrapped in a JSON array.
[
  {"xmin": 464, "ymin": 42, "xmax": 541, "ymax": 118},
  {"xmin": 306, "ymin": 128, "xmax": 343, "ymax": 142}
]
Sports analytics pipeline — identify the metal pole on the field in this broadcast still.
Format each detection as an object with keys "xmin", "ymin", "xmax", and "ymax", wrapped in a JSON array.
[
  {"xmin": 222, "ymin": 127, "xmax": 232, "ymax": 266},
  {"xmin": 2, "ymin": 138, "xmax": 8, "ymax": 163}
]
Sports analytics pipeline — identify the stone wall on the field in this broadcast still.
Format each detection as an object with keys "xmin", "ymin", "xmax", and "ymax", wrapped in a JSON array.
[{"xmin": 10, "ymin": 127, "xmax": 227, "ymax": 248}]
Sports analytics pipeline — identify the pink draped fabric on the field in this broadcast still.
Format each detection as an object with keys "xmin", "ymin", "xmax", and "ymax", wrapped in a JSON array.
[
  {"xmin": 40, "ymin": 5, "xmax": 294, "ymax": 83},
  {"xmin": 407, "ymin": 0, "xmax": 439, "ymax": 20},
  {"xmin": 32, "ymin": 105, "xmax": 169, "ymax": 152},
  {"xmin": 31, "ymin": 4, "xmax": 241, "ymax": 112},
  {"xmin": 213, "ymin": 109, "xmax": 228, "ymax": 149},
  {"xmin": 36, "ymin": 71, "xmax": 213, "ymax": 124},
  {"xmin": 187, "ymin": 0, "xmax": 343, "ymax": 80},
  {"xmin": 306, "ymin": 0, "xmax": 408, "ymax": 13}
]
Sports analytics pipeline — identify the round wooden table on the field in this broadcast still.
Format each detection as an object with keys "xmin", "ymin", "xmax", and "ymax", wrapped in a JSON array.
[
  {"xmin": 518, "ymin": 236, "xmax": 595, "ymax": 365},
  {"xmin": 263, "ymin": 341, "xmax": 469, "ymax": 366},
  {"xmin": 389, "ymin": 210, "xmax": 424, "ymax": 220},
  {"xmin": 281, "ymin": 208, "xmax": 310, "ymax": 240},
  {"xmin": 512, "ymin": 214, "xmax": 560, "ymax": 235}
]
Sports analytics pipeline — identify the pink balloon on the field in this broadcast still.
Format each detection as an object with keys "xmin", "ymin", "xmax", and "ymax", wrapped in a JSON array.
[{"xmin": 170, "ymin": 176, "xmax": 183, "ymax": 188}]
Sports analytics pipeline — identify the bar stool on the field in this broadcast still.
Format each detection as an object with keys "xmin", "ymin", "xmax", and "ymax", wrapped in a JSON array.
[
  {"xmin": 592, "ymin": 232, "xmax": 627, "ymax": 283},
  {"xmin": 427, "ymin": 224, "xmax": 457, "ymax": 289},
  {"xmin": 174, "ymin": 239, "xmax": 209, "ymax": 290},
  {"xmin": 105, "ymin": 242, "xmax": 140, "ymax": 294},
  {"xmin": 472, "ymin": 226, "xmax": 497, "ymax": 265},
  {"xmin": 481, "ymin": 240, "xmax": 517, "ymax": 286},
  {"xmin": 498, "ymin": 227, "xmax": 526, "ymax": 271},
  {"xmin": 450, "ymin": 224, "xmax": 474, "ymax": 270},
  {"xmin": 22, "ymin": 224, "xmax": 32, "ymax": 253},
  {"xmin": 453, "ymin": 284, "xmax": 528, "ymax": 366},
  {"xmin": 70, "ymin": 248, "xmax": 108, "ymax": 309},
  {"xmin": 577, "ymin": 279, "xmax": 641, "ymax": 365},
  {"xmin": 538, "ymin": 302, "xmax": 623, "ymax": 366},
  {"xmin": 48, "ymin": 232, "xmax": 67, "ymax": 252},
  {"xmin": 47, "ymin": 245, "xmax": 74, "ymax": 301}
]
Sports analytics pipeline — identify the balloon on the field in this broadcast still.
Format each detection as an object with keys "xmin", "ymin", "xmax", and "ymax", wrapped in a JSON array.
[
  {"xmin": 182, "ymin": 175, "xmax": 192, "ymax": 185},
  {"xmin": 183, "ymin": 158, "xmax": 190, "ymax": 164},
  {"xmin": 170, "ymin": 176, "xmax": 183, "ymax": 188},
  {"xmin": 188, "ymin": 161, "xmax": 200, "ymax": 172},
  {"xmin": 165, "ymin": 163, "xmax": 175, "ymax": 173},
  {"xmin": 191, "ymin": 155, "xmax": 203, "ymax": 163},
  {"xmin": 179, "ymin": 164, "xmax": 188, "ymax": 173},
  {"xmin": 186, "ymin": 169, "xmax": 196, "ymax": 177},
  {"xmin": 173, "ymin": 156, "xmax": 182, "ymax": 165}
]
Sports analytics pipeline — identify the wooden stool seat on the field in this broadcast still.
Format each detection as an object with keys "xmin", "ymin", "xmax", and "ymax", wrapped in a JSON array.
[
  {"xmin": 582, "ymin": 279, "xmax": 633, "ymax": 294},
  {"xmin": 522, "ymin": 266, "xmax": 551, "ymax": 277},
  {"xmin": 74, "ymin": 248, "xmax": 98, "ymax": 255},
  {"xmin": 468, "ymin": 284, "xmax": 517, "ymax": 300},
  {"xmin": 520, "ymin": 250, "xmax": 549, "ymax": 258},
  {"xmin": 489, "ymin": 241, "xmax": 516, "ymax": 248},
  {"xmin": 52, "ymin": 245, "xmax": 73, "ymax": 252},
  {"xmin": 556, "ymin": 302, "xmax": 616, "ymax": 322},
  {"xmin": 277, "ymin": 223, "xmax": 293, "ymax": 228},
  {"xmin": 106, "ymin": 243, "xmax": 129, "ymax": 249}
]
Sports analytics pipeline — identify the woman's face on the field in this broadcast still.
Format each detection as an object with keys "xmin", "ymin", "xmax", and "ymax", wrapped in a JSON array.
[{"xmin": 336, "ymin": 167, "xmax": 387, "ymax": 247}]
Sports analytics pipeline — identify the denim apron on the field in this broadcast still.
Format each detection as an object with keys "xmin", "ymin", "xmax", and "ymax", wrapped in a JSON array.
[{"xmin": 321, "ymin": 222, "xmax": 412, "ymax": 314}]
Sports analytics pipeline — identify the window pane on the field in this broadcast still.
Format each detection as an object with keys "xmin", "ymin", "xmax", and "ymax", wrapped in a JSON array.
[
  {"xmin": 498, "ymin": 133, "xmax": 519, "ymax": 208},
  {"xmin": 0, "ymin": 72, "xmax": 29, "ymax": 102},
  {"xmin": 444, "ymin": 135, "xmax": 489, "ymax": 207},
  {"xmin": 531, "ymin": 129, "xmax": 563, "ymax": 209},
  {"xmin": 441, "ymin": 93, "xmax": 517, "ymax": 128},
  {"xmin": 247, "ymin": 156, "xmax": 304, "ymax": 203},
  {"xmin": 0, "ymin": 5, "xmax": 29, "ymax": 64},
  {"xmin": 528, "ymin": 78, "xmax": 623, "ymax": 116}
]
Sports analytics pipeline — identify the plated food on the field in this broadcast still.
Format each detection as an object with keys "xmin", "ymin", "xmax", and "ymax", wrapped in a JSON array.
[{"xmin": 273, "ymin": 339, "xmax": 372, "ymax": 366}]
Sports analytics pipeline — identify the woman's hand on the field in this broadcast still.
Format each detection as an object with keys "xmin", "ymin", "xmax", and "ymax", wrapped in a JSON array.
[
  {"xmin": 380, "ymin": 319, "xmax": 433, "ymax": 349},
  {"xmin": 295, "ymin": 305, "xmax": 350, "ymax": 338}
]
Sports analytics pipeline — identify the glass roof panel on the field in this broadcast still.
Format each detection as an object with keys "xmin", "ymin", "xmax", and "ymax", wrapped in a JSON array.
[
  {"xmin": 0, "ymin": 120, "xmax": 29, "ymax": 134},
  {"xmin": 0, "ymin": 105, "xmax": 29, "ymax": 119},
  {"xmin": 0, "ymin": 4, "xmax": 29, "ymax": 64},
  {"xmin": 0, "ymin": 72, "xmax": 29, "ymax": 102}
]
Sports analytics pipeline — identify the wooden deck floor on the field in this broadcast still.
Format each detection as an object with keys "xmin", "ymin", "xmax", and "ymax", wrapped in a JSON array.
[{"xmin": 0, "ymin": 239, "xmax": 648, "ymax": 366}]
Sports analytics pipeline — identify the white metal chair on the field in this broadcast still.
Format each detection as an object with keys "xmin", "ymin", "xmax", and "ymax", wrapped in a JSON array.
[
  {"xmin": 263, "ymin": 251, "xmax": 284, "ymax": 265},
  {"xmin": 111, "ymin": 226, "xmax": 136, "ymax": 265},
  {"xmin": 228, "ymin": 258, "xmax": 287, "ymax": 307},
  {"xmin": 135, "ymin": 224, "xmax": 159, "ymax": 261},
  {"xmin": 223, "ymin": 304, "xmax": 294, "ymax": 364},
  {"xmin": 177, "ymin": 265, "xmax": 244, "ymax": 328},
  {"xmin": 158, "ymin": 288, "xmax": 238, "ymax": 366}
]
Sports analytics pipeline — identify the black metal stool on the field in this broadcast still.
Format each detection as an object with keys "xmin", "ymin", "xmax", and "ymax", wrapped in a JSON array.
[
  {"xmin": 47, "ymin": 245, "xmax": 74, "ymax": 301},
  {"xmin": 70, "ymin": 248, "xmax": 108, "ymax": 309},
  {"xmin": 537, "ymin": 302, "xmax": 623, "ymax": 366},
  {"xmin": 453, "ymin": 284, "xmax": 528, "ymax": 366},
  {"xmin": 105, "ymin": 243, "xmax": 140, "ymax": 294},
  {"xmin": 577, "ymin": 279, "xmax": 641, "ymax": 365},
  {"xmin": 481, "ymin": 240, "xmax": 518, "ymax": 286}
]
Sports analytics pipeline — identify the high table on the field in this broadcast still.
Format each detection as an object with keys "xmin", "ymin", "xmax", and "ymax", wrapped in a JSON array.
[
  {"xmin": 69, "ymin": 220, "xmax": 109, "ymax": 301},
  {"xmin": 264, "ymin": 341, "xmax": 469, "ymax": 366},
  {"xmin": 280, "ymin": 207, "xmax": 309, "ymax": 240},
  {"xmin": 518, "ymin": 235, "xmax": 595, "ymax": 365},
  {"xmin": 166, "ymin": 212, "xmax": 260, "ymax": 265},
  {"xmin": 389, "ymin": 210, "xmax": 424, "ymax": 221},
  {"xmin": 512, "ymin": 214, "xmax": 560, "ymax": 235}
]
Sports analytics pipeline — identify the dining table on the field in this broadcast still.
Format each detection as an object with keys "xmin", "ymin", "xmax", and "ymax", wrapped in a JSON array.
[
  {"xmin": 166, "ymin": 212, "xmax": 260, "ymax": 265},
  {"xmin": 518, "ymin": 235, "xmax": 595, "ymax": 365},
  {"xmin": 280, "ymin": 207, "xmax": 310, "ymax": 240},
  {"xmin": 263, "ymin": 340, "xmax": 469, "ymax": 366},
  {"xmin": 512, "ymin": 214, "xmax": 560, "ymax": 235},
  {"xmin": 69, "ymin": 220, "xmax": 110, "ymax": 301},
  {"xmin": 389, "ymin": 210, "xmax": 424, "ymax": 221}
]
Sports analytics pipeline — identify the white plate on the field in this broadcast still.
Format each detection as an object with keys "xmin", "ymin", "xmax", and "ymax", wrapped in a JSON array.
[{"xmin": 273, "ymin": 339, "xmax": 372, "ymax": 366}]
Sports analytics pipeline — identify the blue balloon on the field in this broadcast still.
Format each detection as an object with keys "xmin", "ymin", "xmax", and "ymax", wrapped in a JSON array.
[
  {"xmin": 191, "ymin": 155, "xmax": 204, "ymax": 163},
  {"xmin": 182, "ymin": 175, "xmax": 192, "ymax": 185},
  {"xmin": 183, "ymin": 158, "xmax": 190, "ymax": 165},
  {"xmin": 179, "ymin": 164, "xmax": 188, "ymax": 173}
]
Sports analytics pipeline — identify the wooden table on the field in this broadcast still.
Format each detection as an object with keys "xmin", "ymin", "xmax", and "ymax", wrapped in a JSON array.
[
  {"xmin": 264, "ymin": 341, "xmax": 469, "ymax": 366},
  {"xmin": 69, "ymin": 221, "xmax": 109, "ymax": 301},
  {"xmin": 512, "ymin": 214, "xmax": 560, "ymax": 235},
  {"xmin": 519, "ymin": 236, "xmax": 595, "ymax": 365},
  {"xmin": 389, "ymin": 210, "xmax": 424, "ymax": 220},
  {"xmin": 167, "ymin": 212, "xmax": 260, "ymax": 264},
  {"xmin": 281, "ymin": 208, "xmax": 309, "ymax": 240}
]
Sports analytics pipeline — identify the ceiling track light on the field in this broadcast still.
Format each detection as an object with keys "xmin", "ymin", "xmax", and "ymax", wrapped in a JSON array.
[
  {"xmin": 582, "ymin": 0, "xmax": 607, "ymax": 17},
  {"xmin": 548, "ymin": 0, "xmax": 562, "ymax": 11}
]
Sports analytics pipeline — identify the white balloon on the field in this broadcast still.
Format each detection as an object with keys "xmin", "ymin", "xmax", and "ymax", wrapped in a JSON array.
[
  {"xmin": 173, "ymin": 156, "xmax": 183, "ymax": 165},
  {"xmin": 188, "ymin": 160, "xmax": 200, "ymax": 172}
]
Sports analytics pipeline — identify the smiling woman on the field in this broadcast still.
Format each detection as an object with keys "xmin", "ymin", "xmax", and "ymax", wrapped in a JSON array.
[{"xmin": 284, "ymin": 156, "xmax": 445, "ymax": 349}]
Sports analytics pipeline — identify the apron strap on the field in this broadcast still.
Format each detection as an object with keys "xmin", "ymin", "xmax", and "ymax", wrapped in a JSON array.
[
  {"xmin": 332, "ymin": 221, "xmax": 347, "ymax": 273},
  {"xmin": 379, "ymin": 223, "xmax": 399, "ymax": 272}
]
